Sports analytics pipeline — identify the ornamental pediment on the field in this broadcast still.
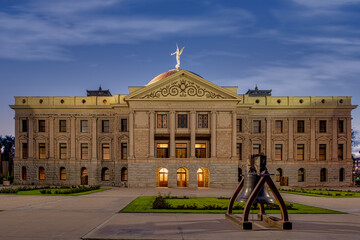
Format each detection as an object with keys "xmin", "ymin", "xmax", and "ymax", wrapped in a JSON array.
[{"xmin": 128, "ymin": 70, "xmax": 239, "ymax": 100}]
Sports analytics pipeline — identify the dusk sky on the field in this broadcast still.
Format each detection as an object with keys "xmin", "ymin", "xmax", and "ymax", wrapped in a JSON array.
[{"xmin": 0, "ymin": 0, "xmax": 359, "ymax": 155}]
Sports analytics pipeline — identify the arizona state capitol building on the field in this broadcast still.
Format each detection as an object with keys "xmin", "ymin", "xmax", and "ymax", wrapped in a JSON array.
[{"xmin": 10, "ymin": 49, "xmax": 357, "ymax": 188}]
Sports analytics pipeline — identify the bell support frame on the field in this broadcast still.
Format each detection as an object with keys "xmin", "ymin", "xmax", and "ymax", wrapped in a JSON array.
[{"xmin": 226, "ymin": 173, "xmax": 292, "ymax": 230}]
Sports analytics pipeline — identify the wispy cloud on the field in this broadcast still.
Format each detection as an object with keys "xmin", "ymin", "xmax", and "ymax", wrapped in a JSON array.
[
  {"xmin": 0, "ymin": 0, "xmax": 254, "ymax": 61},
  {"xmin": 291, "ymin": 0, "xmax": 360, "ymax": 8}
]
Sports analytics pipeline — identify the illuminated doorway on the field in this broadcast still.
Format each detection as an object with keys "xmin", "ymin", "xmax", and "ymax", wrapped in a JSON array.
[
  {"xmin": 176, "ymin": 143, "xmax": 187, "ymax": 158},
  {"xmin": 177, "ymin": 167, "xmax": 188, "ymax": 187},
  {"xmin": 195, "ymin": 144, "xmax": 206, "ymax": 158},
  {"xmin": 197, "ymin": 167, "xmax": 210, "ymax": 187},
  {"xmin": 157, "ymin": 144, "xmax": 169, "ymax": 158},
  {"xmin": 158, "ymin": 168, "xmax": 168, "ymax": 187},
  {"xmin": 81, "ymin": 167, "xmax": 88, "ymax": 185}
]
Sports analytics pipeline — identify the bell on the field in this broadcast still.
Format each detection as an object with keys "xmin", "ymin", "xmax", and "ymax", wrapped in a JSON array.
[{"xmin": 236, "ymin": 173, "xmax": 276, "ymax": 204}]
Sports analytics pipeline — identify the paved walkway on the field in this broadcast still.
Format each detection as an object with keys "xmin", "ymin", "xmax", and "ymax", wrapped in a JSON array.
[{"xmin": 0, "ymin": 187, "xmax": 359, "ymax": 239}]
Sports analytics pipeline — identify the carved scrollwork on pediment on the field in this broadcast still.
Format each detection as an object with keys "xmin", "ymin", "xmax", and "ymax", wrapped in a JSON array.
[{"xmin": 142, "ymin": 79, "xmax": 225, "ymax": 99}]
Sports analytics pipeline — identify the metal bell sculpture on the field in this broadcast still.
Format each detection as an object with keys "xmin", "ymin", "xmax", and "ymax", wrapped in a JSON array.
[{"xmin": 226, "ymin": 153, "xmax": 292, "ymax": 230}]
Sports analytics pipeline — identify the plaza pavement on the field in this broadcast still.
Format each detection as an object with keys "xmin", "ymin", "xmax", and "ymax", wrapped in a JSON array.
[{"xmin": 0, "ymin": 187, "xmax": 359, "ymax": 240}]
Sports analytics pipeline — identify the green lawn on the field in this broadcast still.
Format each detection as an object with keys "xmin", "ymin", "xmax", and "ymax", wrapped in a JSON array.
[
  {"xmin": 0, "ymin": 188, "xmax": 109, "ymax": 196},
  {"xmin": 279, "ymin": 189, "xmax": 360, "ymax": 198},
  {"xmin": 120, "ymin": 196, "xmax": 343, "ymax": 214}
]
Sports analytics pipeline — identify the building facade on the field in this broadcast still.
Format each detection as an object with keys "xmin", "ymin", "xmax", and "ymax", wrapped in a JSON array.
[{"xmin": 10, "ymin": 69, "xmax": 357, "ymax": 188}]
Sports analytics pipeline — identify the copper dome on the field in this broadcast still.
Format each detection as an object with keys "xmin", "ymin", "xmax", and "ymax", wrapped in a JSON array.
[{"xmin": 146, "ymin": 69, "xmax": 179, "ymax": 86}]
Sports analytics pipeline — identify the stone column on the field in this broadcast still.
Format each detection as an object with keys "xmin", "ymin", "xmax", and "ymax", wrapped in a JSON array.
[
  {"xmin": 347, "ymin": 117, "xmax": 352, "ymax": 161},
  {"xmin": 310, "ymin": 117, "xmax": 316, "ymax": 161},
  {"xmin": 49, "ymin": 117, "xmax": 54, "ymax": 159},
  {"xmin": 190, "ymin": 111, "xmax": 196, "ymax": 158},
  {"xmin": 71, "ymin": 117, "xmax": 76, "ymax": 160},
  {"xmin": 288, "ymin": 118, "xmax": 294, "ymax": 161},
  {"xmin": 170, "ymin": 111, "xmax": 176, "ymax": 158},
  {"xmin": 149, "ymin": 111, "xmax": 155, "ymax": 158},
  {"xmin": 91, "ymin": 117, "xmax": 97, "ymax": 161},
  {"xmin": 14, "ymin": 115, "xmax": 19, "ymax": 159},
  {"xmin": 211, "ymin": 111, "xmax": 217, "ymax": 158},
  {"xmin": 266, "ymin": 117, "xmax": 271, "ymax": 161},
  {"xmin": 232, "ymin": 111, "xmax": 237, "ymax": 158},
  {"xmin": 332, "ymin": 118, "xmax": 338, "ymax": 161},
  {"xmin": 28, "ymin": 116, "xmax": 34, "ymax": 159},
  {"xmin": 129, "ymin": 111, "xmax": 134, "ymax": 158}
]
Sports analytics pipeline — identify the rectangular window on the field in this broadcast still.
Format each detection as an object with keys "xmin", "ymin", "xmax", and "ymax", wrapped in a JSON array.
[
  {"xmin": 157, "ymin": 114, "xmax": 167, "ymax": 128},
  {"xmin": 22, "ymin": 142, "xmax": 28, "ymax": 159},
  {"xmin": 338, "ymin": 144, "xmax": 344, "ymax": 160},
  {"xmin": 297, "ymin": 120, "xmax": 305, "ymax": 133},
  {"xmin": 176, "ymin": 143, "xmax": 187, "ymax": 158},
  {"xmin": 59, "ymin": 143, "xmax": 67, "ymax": 159},
  {"xmin": 195, "ymin": 143, "xmax": 206, "ymax": 158},
  {"xmin": 121, "ymin": 143, "xmax": 127, "ymax": 159},
  {"xmin": 81, "ymin": 143, "xmax": 88, "ymax": 160},
  {"xmin": 237, "ymin": 143, "xmax": 242, "ymax": 160},
  {"xmin": 177, "ymin": 114, "xmax": 188, "ymax": 128},
  {"xmin": 80, "ymin": 120, "xmax": 88, "ymax": 133},
  {"xmin": 39, "ymin": 143, "xmax": 46, "ymax": 159},
  {"xmin": 253, "ymin": 144, "xmax": 261, "ymax": 155},
  {"xmin": 319, "ymin": 120, "xmax": 327, "ymax": 133},
  {"xmin": 237, "ymin": 119, "xmax": 242, "ymax": 132},
  {"xmin": 102, "ymin": 120, "xmax": 110, "ymax": 133},
  {"xmin": 22, "ymin": 119, "xmax": 28, "ymax": 132},
  {"xmin": 319, "ymin": 144, "xmax": 326, "ymax": 160},
  {"xmin": 102, "ymin": 143, "xmax": 110, "ymax": 160},
  {"xmin": 297, "ymin": 144, "xmax": 304, "ymax": 161},
  {"xmin": 275, "ymin": 120, "xmax": 283, "ymax": 133},
  {"xmin": 275, "ymin": 144, "xmax": 283, "ymax": 160},
  {"xmin": 59, "ymin": 120, "xmax": 66, "ymax": 132},
  {"xmin": 121, "ymin": 119, "xmax": 128, "ymax": 132},
  {"xmin": 338, "ymin": 120, "xmax": 344, "ymax": 133},
  {"xmin": 38, "ymin": 120, "xmax": 45, "ymax": 132},
  {"xmin": 157, "ymin": 143, "xmax": 169, "ymax": 158},
  {"xmin": 253, "ymin": 120, "xmax": 261, "ymax": 133},
  {"xmin": 198, "ymin": 114, "xmax": 208, "ymax": 128}
]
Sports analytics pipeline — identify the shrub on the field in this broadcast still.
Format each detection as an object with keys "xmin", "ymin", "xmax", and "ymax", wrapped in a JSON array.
[{"xmin": 152, "ymin": 195, "xmax": 172, "ymax": 209}]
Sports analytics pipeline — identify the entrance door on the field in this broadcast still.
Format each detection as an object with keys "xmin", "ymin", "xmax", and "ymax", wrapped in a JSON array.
[
  {"xmin": 177, "ymin": 168, "xmax": 187, "ymax": 187},
  {"xmin": 197, "ymin": 169, "xmax": 204, "ymax": 187},
  {"xmin": 81, "ymin": 168, "xmax": 88, "ymax": 185},
  {"xmin": 159, "ymin": 168, "xmax": 168, "ymax": 187}
]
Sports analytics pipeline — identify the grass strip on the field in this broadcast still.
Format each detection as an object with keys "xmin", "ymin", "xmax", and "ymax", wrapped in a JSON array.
[
  {"xmin": 0, "ymin": 188, "xmax": 109, "ymax": 196},
  {"xmin": 120, "ymin": 196, "xmax": 343, "ymax": 214},
  {"xmin": 279, "ymin": 189, "xmax": 360, "ymax": 198}
]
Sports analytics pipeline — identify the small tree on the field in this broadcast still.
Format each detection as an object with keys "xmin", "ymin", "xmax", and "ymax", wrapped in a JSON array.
[{"xmin": 0, "ymin": 135, "xmax": 15, "ymax": 176}]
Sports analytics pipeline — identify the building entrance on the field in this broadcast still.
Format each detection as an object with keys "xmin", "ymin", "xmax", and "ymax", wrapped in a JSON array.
[
  {"xmin": 177, "ymin": 167, "xmax": 187, "ymax": 187},
  {"xmin": 158, "ymin": 168, "xmax": 168, "ymax": 187}
]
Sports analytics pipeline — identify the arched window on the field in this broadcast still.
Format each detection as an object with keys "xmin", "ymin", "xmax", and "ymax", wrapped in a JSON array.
[
  {"xmin": 158, "ymin": 167, "xmax": 168, "ymax": 187},
  {"xmin": 276, "ymin": 168, "xmax": 282, "ymax": 182},
  {"xmin": 320, "ymin": 168, "xmax": 327, "ymax": 182},
  {"xmin": 339, "ymin": 168, "xmax": 345, "ymax": 182},
  {"xmin": 39, "ymin": 167, "xmax": 45, "ymax": 180},
  {"xmin": 81, "ymin": 167, "xmax": 88, "ymax": 185},
  {"xmin": 121, "ymin": 167, "xmax": 128, "ymax": 181},
  {"xmin": 238, "ymin": 168, "xmax": 242, "ymax": 182},
  {"xmin": 101, "ymin": 167, "xmax": 110, "ymax": 181},
  {"xmin": 60, "ymin": 167, "xmax": 66, "ymax": 180},
  {"xmin": 298, "ymin": 168, "xmax": 305, "ymax": 182},
  {"xmin": 197, "ymin": 167, "xmax": 210, "ymax": 188},
  {"xmin": 22, "ymin": 167, "xmax": 27, "ymax": 180}
]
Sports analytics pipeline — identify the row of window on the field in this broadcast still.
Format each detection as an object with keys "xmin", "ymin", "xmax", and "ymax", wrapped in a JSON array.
[
  {"xmin": 273, "ymin": 168, "xmax": 345, "ymax": 182},
  {"xmin": 21, "ymin": 119, "xmax": 128, "ymax": 133},
  {"xmin": 236, "ymin": 143, "xmax": 345, "ymax": 161},
  {"xmin": 21, "ymin": 118, "xmax": 347, "ymax": 134},
  {"xmin": 156, "ymin": 143, "xmax": 207, "ymax": 158},
  {"xmin": 21, "ymin": 166, "xmax": 128, "ymax": 181},
  {"xmin": 237, "ymin": 119, "xmax": 346, "ymax": 134},
  {"xmin": 22, "ymin": 142, "xmax": 128, "ymax": 160}
]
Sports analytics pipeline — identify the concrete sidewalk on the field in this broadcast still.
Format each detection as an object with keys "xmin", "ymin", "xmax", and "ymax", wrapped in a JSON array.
[{"xmin": 0, "ymin": 187, "xmax": 359, "ymax": 240}]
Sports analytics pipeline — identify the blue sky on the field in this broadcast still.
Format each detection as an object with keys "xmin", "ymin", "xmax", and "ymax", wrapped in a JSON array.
[{"xmin": 0, "ymin": 0, "xmax": 360, "ymax": 154}]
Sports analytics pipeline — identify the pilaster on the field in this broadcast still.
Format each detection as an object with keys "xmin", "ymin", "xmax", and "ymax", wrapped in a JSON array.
[{"xmin": 211, "ymin": 111, "xmax": 217, "ymax": 158}]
